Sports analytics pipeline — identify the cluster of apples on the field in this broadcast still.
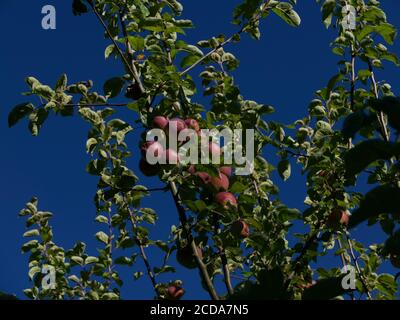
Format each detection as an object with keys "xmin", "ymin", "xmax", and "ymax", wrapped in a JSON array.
[{"xmin": 139, "ymin": 115, "xmax": 211, "ymax": 177}]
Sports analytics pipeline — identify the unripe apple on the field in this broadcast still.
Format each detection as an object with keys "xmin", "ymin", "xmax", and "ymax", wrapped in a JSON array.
[
  {"xmin": 390, "ymin": 255, "xmax": 400, "ymax": 268},
  {"xmin": 327, "ymin": 209, "xmax": 350, "ymax": 228},
  {"xmin": 167, "ymin": 118, "xmax": 187, "ymax": 135},
  {"xmin": 140, "ymin": 141, "xmax": 164, "ymax": 158},
  {"xmin": 163, "ymin": 149, "xmax": 180, "ymax": 164},
  {"xmin": 166, "ymin": 286, "xmax": 185, "ymax": 300},
  {"xmin": 215, "ymin": 192, "xmax": 237, "ymax": 210},
  {"xmin": 176, "ymin": 245, "xmax": 203, "ymax": 269},
  {"xmin": 185, "ymin": 118, "xmax": 200, "ymax": 132},
  {"xmin": 230, "ymin": 220, "xmax": 250, "ymax": 238},
  {"xmin": 152, "ymin": 116, "xmax": 169, "ymax": 130},
  {"xmin": 139, "ymin": 158, "xmax": 160, "ymax": 177},
  {"xmin": 219, "ymin": 166, "xmax": 232, "ymax": 177},
  {"xmin": 209, "ymin": 173, "xmax": 229, "ymax": 192}
]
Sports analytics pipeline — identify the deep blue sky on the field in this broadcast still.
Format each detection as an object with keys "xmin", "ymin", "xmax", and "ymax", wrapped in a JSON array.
[{"xmin": 1, "ymin": 1, "xmax": 400, "ymax": 300}]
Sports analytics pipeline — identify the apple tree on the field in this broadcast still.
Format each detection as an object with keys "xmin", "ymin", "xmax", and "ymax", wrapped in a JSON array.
[{"xmin": 7, "ymin": 0, "xmax": 400, "ymax": 300}]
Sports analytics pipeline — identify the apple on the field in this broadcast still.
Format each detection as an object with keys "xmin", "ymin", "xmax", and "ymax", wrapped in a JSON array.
[
  {"xmin": 185, "ymin": 118, "xmax": 200, "ymax": 132},
  {"xmin": 188, "ymin": 165, "xmax": 196, "ymax": 174},
  {"xmin": 178, "ymin": 128, "xmax": 197, "ymax": 144},
  {"xmin": 167, "ymin": 118, "xmax": 187, "ymax": 135},
  {"xmin": 209, "ymin": 173, "xmax": 229, "ymax": 192},
  {"xmin": 176, "ymin": 245, "xmax": 203, "ymax": 269},
  {"xmin": 219, "ymin": 166, "xmax": 232, "ymax": 177},
  {"xmin": 230, "ymin": 220, "xmax": 250, "ymax": 238},
  {"xmin": 318, "ymin": 170, "xmax": 327, "ymax": 177},
  {"xmin": 209, "ymin": 142, "xmax": 221, "ymax": 157},
  {"xmin": 390, "ymin": 255, "xmax": 400, "ymax": 268},
  {"xmin": 327, "ymin": 209, "xmax": 350, "ymax": 227},
  {"xmin": 163, "ymin": 148, "xmax": 180, "ymax": 164},
  {"xmin": 166, "ymin": 286, "xmax": 185, "ymax": 300},
  {"xmin": 139, "ymin": 158, "xmax": 160, "ymax": 176},
  {"xmin": 152, "ymin": 116, "xmax": 169, "ymax": 130},
  {"xmin": 196, "ymin": 172, "xmax": 212, "ymax": 184},
  {"xmin": 140, "ymin": 141, "xmax": 164, "ymax": 158},
  {"xmin": 215, "ymin": 192, "xmax": 237, "ymax": 210}
]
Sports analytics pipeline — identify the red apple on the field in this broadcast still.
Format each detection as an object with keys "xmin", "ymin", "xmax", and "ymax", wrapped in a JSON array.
[
  {"xmin": 209, "ymin": 173, "xmax": 229, "ymax": 192},
  {"xmin": 140, "ymin": 141, "xmax": 164, "ymax": 158},
  {"xmin": 196, "ymin": 172, "xmax": 212, "ymax": 184},
  {"xmin": 167, "ymin": 118, "xmax": 187, "ymax": 135},
  {"xmin": 215, "ymin": 192, "xmax": 237, "ymax": 210},
  {"xmin": 230, "ymin": 220, "xmax": 250, "ymax": 238},
  {"xmin": 209, "ymin": 142, "xmax": 221, "ymax": 157},
  {"xmin": 166, "ymin": 286, "xmax": 185, "ymax": 300},
  {"xmin": 219, "ymin": 166, "xmax": 232, "ymax": 177},
  {"xmin": 152, "ymin": 116, "xmax": 169, "ymax": 130},
  {"xmin": 188, "ymin": 165, "xmax": 196, "ymax": 174},
  {"xmin": 139, "ymin": 158, "xmax": 160, "ymax": 177},
  {"xmin": 327, "ymin": 209, "xmax": 350, "ymax": 228},
  {"xmin": 163, "ymin": 148, "xmax": 180, "ymax": 164},
  {"xmin": 185, "ymin": 118, "xmax": 200, "ymax": 132}
]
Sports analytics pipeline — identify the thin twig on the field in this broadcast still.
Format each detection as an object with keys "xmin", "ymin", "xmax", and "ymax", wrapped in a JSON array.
[
  {"xmin": 179, "ymin": 1, "xmax": 271, "ymax": 76},
  {"xmin": 345, "ymin": 232, "xmax": 373, "ymax": 300},
  {"xmin": 169, "ymin": 181, "xmax": 220, "ymax": 300},
  {"xmin": 88, "ymin": 2, "xmax": 144, "ymax": 93},
  {"xmin": 212, "ymin": 212, "xmax": 234, "ymax": 296},
  {"xmin": 126, "ymin": 201, "xmax": 158, "ymax": 294},
  {"xmin": 367, "ymin": 59, "xmax": 389, "ymax": 142}
]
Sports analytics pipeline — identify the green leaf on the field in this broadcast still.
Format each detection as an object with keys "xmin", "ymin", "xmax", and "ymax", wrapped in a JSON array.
[
  {"xmin": 103, "ymin": 77, "xmax": 125, "ymax": 98},
  {"xmin": 95, "ymin": 231, "xmax": 109, "ymax": 244},
  {"xmin": 55, "ymin": 74, "xmax": 68, "ymax": 91},
  {"xmin": 86, "ymin": 138, "xmax": 97, "ymax": 154},
  {"xmin": 272, "ymin": 4, "xmax": 301, "ymax": 27},
  {"xmin": 70, "ymin": 256, "xmax": 84, "ymax": 265},
  {"xmin": 344, "ymin": 140, "xmax": 400, "ymax": 182},
  {"xmin": 278, "ymin": 159, "xmax": 291, "ymax": 181},
  {"xmin": 321, "ymin": 0, "xmax": 335, "ymax": 29},
  {"xmin": 349, "ymin": 185, "xmax": 400, "ymax": 228},
  {"xmin": 101, "ymin": 292, "xmax": 119, "ymax": 300},
  {"xmin": 342, "ymin": 111, "xmax": 375, "ymax": 139},
  {"xmin": 8, "ymin": 103, "xmax": 35, "ymax": 128},
  {"xmin": 0, "ymin": 291, "xmax": 18, "ymax": 300},
  {"xmin": 128, "ymin": 36, "xmax": 145, "ymax": 51},
  {"xmin": 303, "ymin": 275, "xmax": 353, "ymax": 300},
  {"xmin": 23, "ymin": 229, "xmax": 40, "ymax": 238},
  {"xmin": 104, "ymin": 44, "xmax": 116, "ymax": 59},
  {"xmin": 85, "ymin": 256, "xmax": 99, "ymax": 264},
  {"xmin": 181, "ymin": 54, "xmax": 200, "ymax": 69},
  {"xmin": 28, "ymin": 266, "xmax": 41, "ymax": 280},
  {"xmin": 370, "ymin": 96, "xmax": 400, "ymax": 130}
]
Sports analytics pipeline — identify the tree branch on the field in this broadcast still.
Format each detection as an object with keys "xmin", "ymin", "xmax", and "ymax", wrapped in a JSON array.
[
  {"xmin": 169, "ymin": 181, "xmax": 220, "ymax": 300},
  {"xmin": 345, "ymin": 232, "xmax": 373, "ymax": 300},
  {"xmin": 88, "ymin": 2, "xmax": 144, "ymax": 93}
]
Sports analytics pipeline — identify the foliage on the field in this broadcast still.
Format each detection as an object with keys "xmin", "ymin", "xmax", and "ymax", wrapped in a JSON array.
[{"xmin": 7, "ymin": 0, "xmax": 400, "ymax": 300}]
